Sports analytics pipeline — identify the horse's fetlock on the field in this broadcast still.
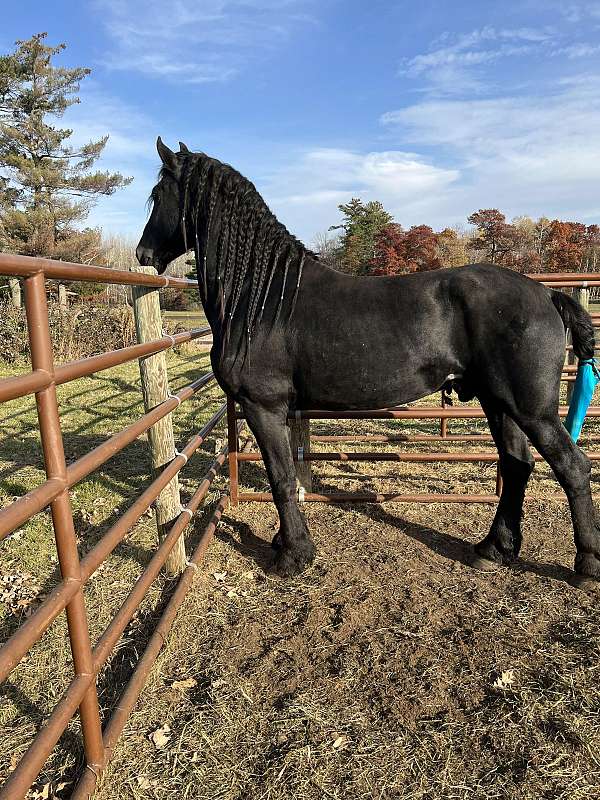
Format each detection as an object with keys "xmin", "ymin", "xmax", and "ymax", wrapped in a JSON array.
[{"xmin": 575, "ymin": 551, "xmax": 600, "ymax": 579}]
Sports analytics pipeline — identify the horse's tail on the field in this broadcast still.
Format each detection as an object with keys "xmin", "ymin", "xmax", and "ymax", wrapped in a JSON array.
[{"xmin": 551, "ymin": 290, "xmax": 595, "ymax": 360}]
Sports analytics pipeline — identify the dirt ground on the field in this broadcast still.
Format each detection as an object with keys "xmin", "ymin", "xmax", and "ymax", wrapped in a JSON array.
[{"xmin": 91, "ymin": 421, "xmax": 600, "ymax": 800}]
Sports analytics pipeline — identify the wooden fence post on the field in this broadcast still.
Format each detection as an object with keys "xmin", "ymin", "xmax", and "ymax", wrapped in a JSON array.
[
  {"xmin": 288, "ymin": 414, "xmax": 312, "ymax": 492},
  {"xmin": 58, "ymin": 283, "xmax": 68, "ymax": 309},
  {"xmin": 131, "ymin": 265, "xmax": 187, "ymax": 576},
  {"xmin": 8, "ymin": 277, "xmax": 21, "ymax": 308},
  {"xmin": 566, "ymin": 286, "xmax": 590, "ymax": 404}
]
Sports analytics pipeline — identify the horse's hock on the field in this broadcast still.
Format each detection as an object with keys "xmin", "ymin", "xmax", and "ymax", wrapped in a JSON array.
[{"xmin": 0, "ymin": 252, "xmax": 599, "ymax": 797}]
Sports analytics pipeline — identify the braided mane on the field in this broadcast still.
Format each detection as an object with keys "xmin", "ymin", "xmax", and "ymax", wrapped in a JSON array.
[{"xmin": 169, "ymin": 153, "xmax": 308, "ymax": 348}]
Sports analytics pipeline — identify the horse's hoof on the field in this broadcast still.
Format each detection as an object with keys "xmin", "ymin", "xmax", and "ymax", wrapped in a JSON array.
[
  {"xmin": 470, "ymin": 554, "xmax": 503, "ymax": 572},
  {"xmin": 272, "ymin": 542, "xmax": 316, "ymax": 578},
  {"xmin": 568, "ymin": 573, "xmax": 600, "ymax": 593}
]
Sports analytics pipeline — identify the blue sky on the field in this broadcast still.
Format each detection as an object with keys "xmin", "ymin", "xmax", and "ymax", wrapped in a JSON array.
[{"xmin": 3, "ymin": 1, "xmax": 600, "ymax": 246}]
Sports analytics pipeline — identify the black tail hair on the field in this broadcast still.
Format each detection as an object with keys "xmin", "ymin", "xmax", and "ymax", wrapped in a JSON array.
[{"xmin": 551, "ymin": 290, "xmax": 595, "ymax": 360}]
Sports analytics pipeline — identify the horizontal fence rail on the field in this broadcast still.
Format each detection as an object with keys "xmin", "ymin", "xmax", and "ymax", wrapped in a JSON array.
[
  {"xmin": 0, "ymin": 253, "xmax": 234, "ymax": 799},
  {"xmin": 2, "ymin": 251, "xmax": 600, "ymax": 798}
]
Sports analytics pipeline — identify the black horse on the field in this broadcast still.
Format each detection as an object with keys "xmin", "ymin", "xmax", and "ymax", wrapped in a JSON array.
[{"xmin": 137, "ymin": 138, "xmax": 600, "ymax": 587}]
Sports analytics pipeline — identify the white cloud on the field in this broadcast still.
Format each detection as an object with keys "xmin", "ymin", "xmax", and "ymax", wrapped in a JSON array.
[
  {"xmin": 554, "ymin": 43, "xmax": 600, "ymax": 58},
  {"xmin": 261, "ymin": 149, "xmax": 460, "ymax": 241},
  {"xmin": 401, "ymin": 26, "xmax": 554, "ymax": 93},
  {"xmin": 381, "ymin": 76, "xmax": 600, "ymax": 223},
  {"xmin": 558, "ymin": 2, "xmax": 600, "ymax": 22},
  {"xmin": 95, "ymin": 0, "xmax": 318, "ymax": 83}
]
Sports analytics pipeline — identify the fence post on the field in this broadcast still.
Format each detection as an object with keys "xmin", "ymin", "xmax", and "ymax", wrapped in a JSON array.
[
  {"xmin": 58, "ymin": 283, "xmax": 68, "ymax": 309},
  {"xmin": 288, "ymin": 414, "xmax": 312, "ymax": 492},
  {"xmin": 566, "ymin": 286, "xmax": 590, "ymax": 404},
  {"xmin": 440, "ymin": 391, "xmax": 448, "ymax": 438},
  {"xmin": 131, "ymin": 265, "xmax": 186, "ymax": 576},
  {"xmin": 9, "ymin": 277, "xmax": 21, "ymax": 308}
]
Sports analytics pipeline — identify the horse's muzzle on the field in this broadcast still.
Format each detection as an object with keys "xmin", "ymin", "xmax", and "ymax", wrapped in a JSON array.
[{"xmin": 136, "ymin": 246, "xmax": 155, "ymax": 266}]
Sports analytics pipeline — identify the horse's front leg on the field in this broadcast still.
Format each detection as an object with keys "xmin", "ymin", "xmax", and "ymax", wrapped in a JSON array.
[{"xmin": 240, "ymin": 399, "xmax": 316, "ymax": 577}]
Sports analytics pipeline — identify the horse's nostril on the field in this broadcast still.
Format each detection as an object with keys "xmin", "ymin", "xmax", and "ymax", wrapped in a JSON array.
[{"xmin": 136, "ymin": 246, "xmax": 153, "ymax": 266}]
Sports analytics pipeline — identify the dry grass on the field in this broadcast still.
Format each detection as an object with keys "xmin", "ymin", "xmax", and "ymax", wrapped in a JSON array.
[{"xmin": 2, "ymin": 374, "xmax": 600, "ymax": 798}]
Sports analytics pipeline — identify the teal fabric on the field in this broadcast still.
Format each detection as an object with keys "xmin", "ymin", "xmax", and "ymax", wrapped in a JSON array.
[{"xmin": 564, "ymin": 359, "xmax": 600, "ymax": 443}]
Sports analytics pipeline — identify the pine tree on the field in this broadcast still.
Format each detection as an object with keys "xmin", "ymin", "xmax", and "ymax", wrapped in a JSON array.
[
  {"xmin": 0, "ymin": 33, "xmax": 132, "ymax": 271},
  {"xmin": 330, "ymin": 198, "xmax": 393, "ymax": 274}
]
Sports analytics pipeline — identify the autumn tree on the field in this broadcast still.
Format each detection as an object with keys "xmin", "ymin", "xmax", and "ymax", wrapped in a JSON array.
[
  {"xmin": 583, "ymin": 224, "xmax": 600, "ymax": 271},
  {"xmin": 370, "ymin": 223, "xmax": 405, "ymax": 274},
  {"xmin": 331, "ymin": 198, "xmax": 393, "ymax": 274},
  {"xmin": 0, "ymin": 33, "xmax": 132, "ymax": 285},
  {"xmin": 545, "ymin": 221, "xmax": 586, "ymax": 272},
  {"xmin": 403, "ymin": 225, "xmax": 441, "ymax": 272},
  {"xmin": 437, "ymin": 227, "xmax": 469, "ymax": 267},
  {"xmin": 467, "ymin": 209, "xmax": 520, "ymax": 265},
  {"xmin": 370, "ymin": 223, "xmax": 441, "ymax": 274}
]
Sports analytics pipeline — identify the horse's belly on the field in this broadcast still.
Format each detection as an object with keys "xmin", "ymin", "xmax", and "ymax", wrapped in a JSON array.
[{"xmin": 296, "ymin": 352, "xmax": 458, "ymax": 410}]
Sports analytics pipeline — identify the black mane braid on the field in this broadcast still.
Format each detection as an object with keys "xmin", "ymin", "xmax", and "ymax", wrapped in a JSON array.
[{"xmin": 176, "ymin": 153, "xmax": 307, "ymax": 347}]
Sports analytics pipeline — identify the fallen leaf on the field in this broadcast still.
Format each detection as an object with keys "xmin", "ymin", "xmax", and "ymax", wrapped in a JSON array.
[
  {"xmin": 493, "ymin": 669, "xmax": 516, "ymax": 690},
  {"xmin": 172, "ymin": 677, "xmax": 197, "ymax": 690},
  {"xmin": 29, "ymin": 784, "xmax": 51, "ymax": 800},
  {"xmin": 150, "ymin": 723, "xmax": 171, "ymax": 749}
]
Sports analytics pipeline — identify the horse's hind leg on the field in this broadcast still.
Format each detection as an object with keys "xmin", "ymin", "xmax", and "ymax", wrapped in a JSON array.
[
  {"xmin": 239, "ymin": 398, "xmax": 316, "ymax": 577},
  {"xmin": 473, "ymin": 403, "xmax": 535, "ymax": 567},
  {"xmin": 515, "ymin": 413, "xmax": 600, "ymax": 583}
]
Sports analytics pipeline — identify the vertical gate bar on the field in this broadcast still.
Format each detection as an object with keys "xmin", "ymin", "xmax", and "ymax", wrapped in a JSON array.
[
  {"xmin": 495, "ymin": 465, "xmax": 503, "ymax": 497},
  {"xmin": 227, "ymin": 396, "xmax": 239, "ymax": 506},
  {"xmin": 23, "ymin": 272, "xmax": 104, "ymax": 775},
  {"xmin": 440, "ymin": 391, "xmax": 448, "ymax": 438},
  {"xmin": 288, "ymin": 416, "xmax": 312, "ymax": 492}
]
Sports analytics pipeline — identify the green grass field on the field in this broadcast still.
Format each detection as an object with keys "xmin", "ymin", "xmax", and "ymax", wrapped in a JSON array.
[{"xmin": 163, "ymin": 310, "xmax": 208, "ymax": 327}]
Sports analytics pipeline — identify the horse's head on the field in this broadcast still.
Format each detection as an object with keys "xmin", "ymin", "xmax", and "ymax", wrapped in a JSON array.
[{"xmin": 136, "ymin": 137, "xmax": 192, "ymax": 273}]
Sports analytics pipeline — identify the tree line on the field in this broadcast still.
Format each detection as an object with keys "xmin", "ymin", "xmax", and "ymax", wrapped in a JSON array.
[{"xmin": 322, "ymin": 200, "xmax": 600, "ymax": 276}]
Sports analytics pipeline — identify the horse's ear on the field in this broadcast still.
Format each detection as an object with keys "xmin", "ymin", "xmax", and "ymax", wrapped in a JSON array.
[
  {"xmin": 157, "ymin": 136, "xmax": 177, "ymax": 171},
  {"xmin": 179, "ymin": 141, "xmax": 191, "ymax": 154}
]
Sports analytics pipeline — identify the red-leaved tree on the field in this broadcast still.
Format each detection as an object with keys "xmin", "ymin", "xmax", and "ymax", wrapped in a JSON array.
[
  {"xmin": 370, "ymin": 223, "xmax": 406, "ymax": 274},
  {"xmin": 370, "ymin": 223, "xmax": 440, "ymax": 274}
]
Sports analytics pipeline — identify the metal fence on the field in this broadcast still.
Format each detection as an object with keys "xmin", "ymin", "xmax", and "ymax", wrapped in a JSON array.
[
  {"xmin": 0, "ymin": 253, "xmax": 232, "ymax": 799},
  {"xmin": 2, "ymin": 254, "xmax": 600, "ymax": 798}
]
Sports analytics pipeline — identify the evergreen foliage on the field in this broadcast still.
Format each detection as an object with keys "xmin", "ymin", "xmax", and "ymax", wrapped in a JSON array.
[{"xmin": 0, "ymin": 33, "xmax": 132, "ymax": 262}]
